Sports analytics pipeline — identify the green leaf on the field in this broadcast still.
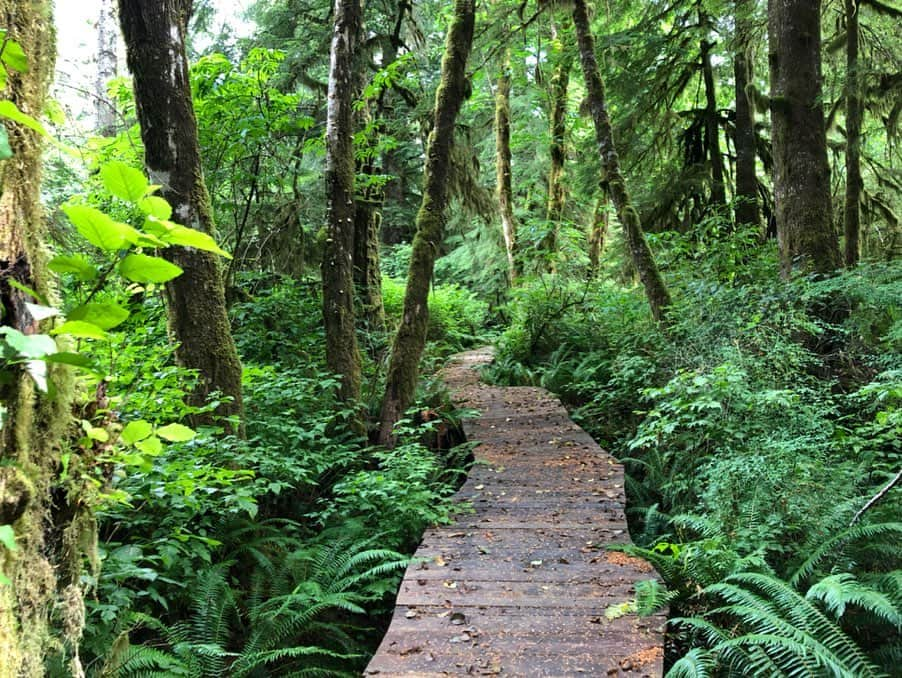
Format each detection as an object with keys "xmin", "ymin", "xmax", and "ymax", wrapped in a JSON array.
[
  {"xmin": 0, "ymin": 37, "xmax": 28, "ymax": 72},
  {"xmin": 0, "ymin": 100, "xmax": 48, "ymax": 137},
  {"xmin": 43, "ymin": 352, "xmax": 97, "ymax": 371},
  {"xmin": 156, "ymin": 423, "xmax": 196, "ymax": 442},
  {"xmin": 7, "ymin": 279, "xmax": 46, "ymax": 305},
  {"xmin": 119, "ymin": 254, "xmax": 182, "ymax": 284},
  {"xmin": 121, "ymin": 420, "xmax": 153, "ymax": 445},
  {"xmin": 0, "ymin": 524, "xmax": 16, "ymax": 551},
  {"xmin": 100, "ymin": 161, "xmax": 149, "ymax": 203},
  {"xmin": 50, "ymin": 320, "xmax": 108, "ymax": 341},
  {"xmin": 62, "ymin": 203, "xmax": 130, "ymax": 251},
  {"xmin": 0, "ymin": 327, "xmax": 57, "ymax": 358},
  {"xmin": 86, "ymin": 426, "xmax": 109, "ymax": 442},
  {"xmin": 135, "ymin": 435, "xmax": 163, "ymax": 456},
  {"xmin": 138, "ymin": 196, "xmax": 172, "ymax": 220},
  {"xmin": 145, "ymin": 217, "xmax": 232, "ymax": 258},
  {"xmin": 0, "ymin": 126, "xmax": 12, "ymax": 160},
  {"xmin": 68, "ymin": 302, "xmax": 130, "ymax": 331},
  {"xmin": 48, "ymin": 254, "xmax": 98, "ymax": 281}
]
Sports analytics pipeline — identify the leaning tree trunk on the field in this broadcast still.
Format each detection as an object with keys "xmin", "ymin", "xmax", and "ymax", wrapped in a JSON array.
[
  {"xmin": 843, "ymin": 0, "xmax": 862, "ymax": 267},
  {"xmin": 572, "ymin": 0, "xmax": 671, "ymax": 322},
  {"xmin": 322, "ymin": 0, "xmax": 364, "ymax": 405},
  {"xmin": 587, "ymin": 194, "xmax": 610, "ymax": 278},
  {"xmin": 495, "ymin": 50, "xmax": 518, "ymax": 284},
  {"xmin": 0, "ymin": 3, "xmax": 85, "ymax": 675},
  {"xmin": 378, "ymin": 0, "xmax": 476, "ymax": 445},
  {"xmin": 95, "ymin": 0, "xmax": 118, "ymax": 135},
  {"xmin": 733, "ymin": 0, "xmax": 760, "ymax": 229},
  {"xmin": 700, "ymin": 26, "xmax": 727, "ymax": 209},
  {"xmin": 768, "ymin": 0, "xmax": 841, "ymax": 276},
  {"xmin": 543, "ymin": 23, "xmax": 572, "ymax": 267},
  {"xmin": 119, "ymin": 0, "xmax": 244, "ymax": 432}
]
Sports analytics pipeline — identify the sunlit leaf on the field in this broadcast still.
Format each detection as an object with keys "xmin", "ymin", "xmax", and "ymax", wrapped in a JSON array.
[
  {"xmin": 156, "ymin": 423, "xmax": 196, "ymax": 442},
  {"xmin": 101, "ymin": 161, "xmax": 149, "ymax": 203},
  {"xmin": 68, "ymin": 302, "xmax": 130, "ymax": 331},
  {"xmin": 119, "ymin": 254, "xmax": 183, "ymax": 283}
]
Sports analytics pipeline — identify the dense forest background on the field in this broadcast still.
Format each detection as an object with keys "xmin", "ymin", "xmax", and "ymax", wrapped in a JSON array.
[{"xmin": 0, "ymin": 0, "xmax": 900, "ymax": 675}]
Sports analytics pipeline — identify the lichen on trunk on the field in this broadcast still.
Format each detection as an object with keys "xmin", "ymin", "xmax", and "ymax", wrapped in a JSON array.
[{"xmin": 494, "ymin": 49, "xmax": 517, "ymax": 284}]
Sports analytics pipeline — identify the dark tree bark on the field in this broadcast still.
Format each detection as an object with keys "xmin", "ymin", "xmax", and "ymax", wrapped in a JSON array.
[
  {"xmin": 378, "ymin": 0, "xmax": 476, "ymax": 445},
  {"xmin": 321, "ymin": 0, "xmax": 365, "ymax": 407},
  {"xmin": 495, "ymin": 50, "xmax": 518, "ymax": 284},
  {"xmin": 733, "ymin": 0, "xmax": 761, "ymax": 229},
  {"xmin": 844, "ymin": 0, "xmax": 862, "ymax": 266},
  {"xmin": 95, "ymin": 0, "xmax": 118, "ymax": 135},
  {"xmin": 700, "ymin": 26, "xmax": 727, "ymax": 208},
  {"xmin": 0, "ymin": 3, "xmax": 86, "ymax": 674},
  {"xmin": 119, "ymin": 0, "xmax": 244, "ymax": 432},
  {"xmin": 543, "ymin": 24, "xmax": 572, "ymax": 265},
  {"xmin": 572, "ymin": 0, "xmax": 672, "ymax": 322},
  {"xmin": 768, "ymin": 0, "xmax": 842, "ymax": 276}
]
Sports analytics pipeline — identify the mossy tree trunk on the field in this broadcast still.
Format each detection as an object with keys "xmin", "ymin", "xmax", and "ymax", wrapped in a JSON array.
[
  {"xmin": 321, "ymin": 0, "xmax": 364, "ymax": 407},
  {"xmin": 733, "ymin": 0, "xmax": 761, "ymax": 229},
  {"xmin": 572, "ymin": 0, "xmax": 671, "ymax": 323},
  {"xmin": 844, "ymin": 0, "xmax": 862, "ymax": 267},
  {"xmin": 700, "ymin": 18, "xmax": 727, "ymax": 209},
  {"xmin": 495, "ymin": 49, "xmax": 517, "ymax": 284},
  {"xmin": 543, "ymin": 22, "xmax": 572, "ymax": 268},
  {"xmin": 378, "ymin": 0, "xmax": 475, "ymax": 445},
  {"xmin": 0, "ymin": 3, "xmax": 85, "ymax": 675},
  {"xmin": 119, "ymin": 0, "xmax": 245, "ymax": 432},
  {"xmin": 587, "ymin": 194, "xmax": 609, "ymax": 278},
  {"xmin": 768, "ymin": 0, "xmax": 841, "ymax": 276}
]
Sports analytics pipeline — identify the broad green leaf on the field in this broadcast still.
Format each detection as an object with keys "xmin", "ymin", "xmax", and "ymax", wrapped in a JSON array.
[
  {"xmin": 119, "ymin": 254, "xmax": 182, "ymax": 284},
  {"xmin": 62, "ymin": 204, "xmax": 129, "ymax": 251},
  {"xmin": 121, "ymin": 420, "xmax": 153, "ymax": 445},
  {"xmin": 0, "ymin": 64, "xmax": 7, "ymax": 90},
  {"xmin": 0, "ymin": 525, "xmax": 16, "ymax": 551},
  {"xmin": 138, "ymin": 196, "xmax": 172, "ymax": 220},
  {"xmin": 0, "ymin": 37, "xmax": 28, "ymax": 72},
  {"xmin": 48, "ymin": 254, "xmax": 98, "ymax": 281},
  {"xmin": 7, "ymin": 279, "xmax": 46, "ymax": 304},
  {"xmin": 43, "ymin": 352, "xmax": 97, "ymax": 370},
  {"xmin": 51, "ymin": 320, "xmax": 108, "ymax": 341},
  {"xmin": 101, "ymin": 161, "xmax": 149, "ymax": 203},
  {"xmin": 68, "ymin": 302, "xmax": 129, "ymax": 331},
  {"xmin": 0, "ymin": 327, "xmax": 57, "ymax": 358},
  {"xmin": 0, "ymin": 126, "xmax": 12, "ymax": 160},
  {"xmin": 0, "ymin": 100, "xmax": 47, "ymax": 137},
  {"xmin": 135, "ymin": 435, "xmax": 163, "ymax": 456},
  {"xmin": 156, "ymin": 423, "xmax": 196, "ymax": 442},
  {"xmin": 164, "ymin": 224, "xmax": 232, "ymax": 259},
  {"xmin": 86, "ymin": 426, "xmax": 109, "ymax": 442}
]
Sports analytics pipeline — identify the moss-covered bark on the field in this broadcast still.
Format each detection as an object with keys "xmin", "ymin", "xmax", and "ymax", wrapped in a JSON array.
[
  {"xmin": 844, "ymin": 0, "xmax": 862, "ymax": 267},
  {"xmin": 0, "ymin": 3, "xmax": 84, "ymax": 674},
  {"xmin": 321, "ymin": 0, "xmax": 364, "ymax": 405},
  {"xmin": 119, "ymin": 0, "xmax": 244, "ymax": 433},
  {"xmin": 543, "ymin": 25, "xmax": 572, "ymax": 267},
  {"xmin": 587, "ymin": 195, "xmax": 609, "ymax": 278},
  {"xmin": 733, "ymin": 0, "xmax": 760, "ymax": 230},
  {"xmin": 378, "ymin": 0, "xmax": 476, "ymax": 445},
  {"xmin": 494, "ymin": 51, "xmax": 517, "ymax": 284},
  {"xmin": 768, "ymin": 0, "xmax": 841, "ymax": 276},
  {"xmin": 572, "ymin": 0, "xmax": 671, "ymax": 323},
  {"xmin": 700, "ymin": 22, "xmax": 726, "ymax": 209}
]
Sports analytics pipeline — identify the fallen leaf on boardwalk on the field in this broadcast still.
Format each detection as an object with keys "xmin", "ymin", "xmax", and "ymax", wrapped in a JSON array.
[
  {"xmin": 405, "ymin": 610, "xmax": 418, "ymax": 619},
  {"xmin": 443, "ymin": 580, "xmax": 457, "ymax": 589},
  {"xmin": 450, "ymin": 612, "xmax": 467, "ymax": 625},
  {"xmin": 434, "ymin": 555, "xmax": 447, "ymax": 566}
]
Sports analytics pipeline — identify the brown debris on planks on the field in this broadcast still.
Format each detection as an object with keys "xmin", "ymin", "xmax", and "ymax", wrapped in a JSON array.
[{"xmin": 365, "ymin": 347, "xmax": 665, "ymax": 677}]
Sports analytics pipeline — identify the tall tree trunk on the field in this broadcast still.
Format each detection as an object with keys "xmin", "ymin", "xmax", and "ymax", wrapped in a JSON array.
[
  {"xmin": 733, "ymin": 0, "xmax": 760, "ymax": 229},
  {"xmin": 768, "ymin": 0, "xmax": 841, "ymax": 276},
  {"xmin": 119, "ymin": 0, "xmax": 244, "ymax": 432},
  {"xmin": 321, "ymin": 0, "xmax": 364, "ymax": 407},
  {"xmin": 495, "ymin": 50, "xmax": 517, "ymax": 284},
  {"xmin": 378, "ymin": 0, "xmax": 476, "ymax": 445},
  {"xmin": 700, "ymin": 25, "xmax": 727, "ymax": 208},
  {"xmin": 0, "ymin": 3, "xmax": 86, "ymax": 675},
  {"xmin": 543, "ymin": 23, "xmax": 572, "ymax": 266},
  {"xmin": 572, "ymin": 0, "xmax": 672, "ymax": 322},
  {"xmin": 95, "ymin": 0, "xmax": 118, "ymax": 135},
  {"xmin": 587, "ymin": 194, "xmax": 609, "ymax": 278},
  {"xmin": 844, "ymin": 0, "xmax": 862, "ymax": 267}
]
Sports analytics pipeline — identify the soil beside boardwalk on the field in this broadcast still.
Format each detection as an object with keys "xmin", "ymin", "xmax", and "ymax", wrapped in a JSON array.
[{"xmin": 366, "ymin": 347, "xmax": 665, "ymax": 677}]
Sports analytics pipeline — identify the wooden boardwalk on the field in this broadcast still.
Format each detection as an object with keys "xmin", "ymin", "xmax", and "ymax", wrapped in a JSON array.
[{"xmin": 366, "ymin": 348, "xmax": 664, "ymax": 677}]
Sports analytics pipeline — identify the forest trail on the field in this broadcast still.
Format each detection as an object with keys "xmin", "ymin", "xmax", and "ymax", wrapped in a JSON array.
[{"xmin": 365, "ymin": 348, "xmax": 665, "ymax": 677}]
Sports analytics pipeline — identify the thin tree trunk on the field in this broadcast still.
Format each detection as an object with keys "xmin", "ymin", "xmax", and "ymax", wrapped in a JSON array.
[
  {"xmin": 119, "ymin": 0, "xmax": 244, "ymax": 432},
  {"xmin": 844, "ymin": 0, "xmax": 862, "ymax": 266},
  {"xmin": 700, "ymin": 26, "xmax": 727, "ymax": 208},
  {"xmin": 768, "ymin": 0, "xmax": 841, "ymax": 276},
  {"xmin": 378, "ymin": 0, "xmax": 476, "ymax": 445},
  {"xmin": 733, "ymin": 0, "xmax": 760, "ymax": 229},
  {"xmin": 495, "ymin": 50, "xmax": 517, "ymax": 284},
  {"xmin": 572, "ymin": 0, "xmax": 671, "ymax": 322},
  {"xmin": 543, "ymin": 24, "xmax": 572, "ymax": 265},
  {"xmin": 0, "ymin": 3, "xmax": 85, "ymax": 675},
  {"xmin": 95, "ymin": 0, "xmax": 118, "ymax": 135},
  {"xmin": 588, "ymin": 195, "xmax": 609, "ymax": 278}
]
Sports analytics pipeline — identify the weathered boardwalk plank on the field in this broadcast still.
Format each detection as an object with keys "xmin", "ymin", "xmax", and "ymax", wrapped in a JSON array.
[{"xmin": 366, "ymin": 348, "xmax": 664, "ymax": 677}]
